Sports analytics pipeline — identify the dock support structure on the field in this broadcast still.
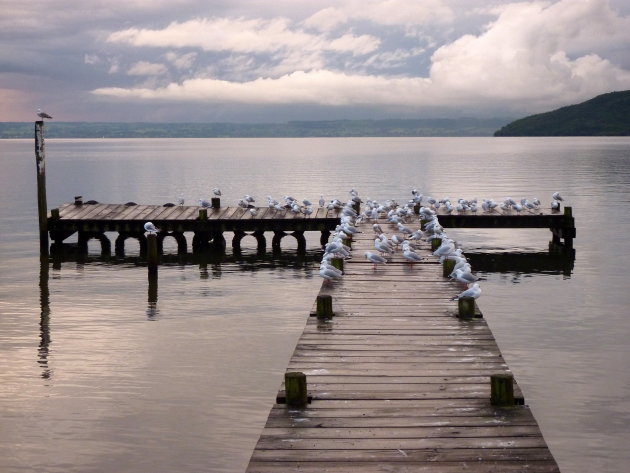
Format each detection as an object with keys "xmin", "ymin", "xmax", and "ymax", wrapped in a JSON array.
[{"xmin": 35, "ymin": 121, "xmax": 48, "ymax": 256}]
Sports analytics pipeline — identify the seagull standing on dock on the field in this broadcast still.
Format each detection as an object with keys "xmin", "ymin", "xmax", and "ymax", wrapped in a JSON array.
[
  {"xmin": 364, "ymin": 251, "xmax": 388, "ymax": 269},
  {"xmin": 37, "ymin": 108, "xmax": 53, "ymax": 119},
  {"xmin": 452, "ymin": 283, "xmax": 481, "ymax": 300},
  {"xmin": 144, "ymin": 222, "xmax": 159, "ymax": 234}
]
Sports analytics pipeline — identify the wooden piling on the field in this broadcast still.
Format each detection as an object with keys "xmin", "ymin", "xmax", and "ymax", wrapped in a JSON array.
[
  {"xmin": 491, "ymin": 373, "xmax": 515, "ymax": 406},
  {"xmin": 316, "ymin": 294, "xmax": 334, "ymax": 319},
  {"xmin": 147, "ymin": 233, "xmax": 158, "ymax": 274},
  {"xmin": 199, "ymin": 208, "xmax": 208, "ymax": 220},
  {"xmin": 284, "ymin": 372, "xmax": 308, "ymax": 408},
  {"xmin": 458, "ymin": 296, "xmax": 475, "ymax": 319},
  {"xmin": 35, "ymin": 121, "xmax": 48, "ymax": 255},
  {"xmin": 430, "ymin": 237, "xmax": 442, "ymax": 251},
  {"xmin": 330, "ymin": 258, "xmax": 344, "ymax": 273},
  {"xmin": 443, "ymin": 258, "xmax": 456, "ymax": 277},
  {"xmin": 211, "ymin": 197, "xmax": 221, "ymax": 209}
]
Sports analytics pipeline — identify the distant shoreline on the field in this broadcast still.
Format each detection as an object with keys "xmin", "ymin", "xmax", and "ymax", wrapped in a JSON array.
[{"xmin": 0, "ymin": 118, "xmax": 511, "ymax": 139}]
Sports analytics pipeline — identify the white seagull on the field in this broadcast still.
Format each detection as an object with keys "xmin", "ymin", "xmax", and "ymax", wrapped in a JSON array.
[
  {"xmin": 37, "ymin": 108, "xmax": 53, "ymax": 119},
  {"xmin": 364, "ymin": 251, "xmax": 388, "ymax": 268},
  {"xmin": 452, "ymin": 283, "xmax": 481, "ymax": 300},
  {"xmin": 212, "ymin": 188, "xmax": 222, "ymax": 196},
  {"xmin": 144, "ymin": 222, "xmax": 159, "ymax": 234},
  {"xmin": 402, "ymin": 248, "xmax": 423, "ymax": 265}
]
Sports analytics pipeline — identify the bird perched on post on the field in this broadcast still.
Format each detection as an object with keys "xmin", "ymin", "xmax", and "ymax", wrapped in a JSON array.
[
  {"xmin": 144, "ymin": 222, "xmax": 159, "ymax": 234},
  {"xmin": 37, "ymin": 108, "xmax": 53, "ymax": 119},
  {"xmin": 452, "ymin": 283, "xmax": 481, "ymax": 300}
]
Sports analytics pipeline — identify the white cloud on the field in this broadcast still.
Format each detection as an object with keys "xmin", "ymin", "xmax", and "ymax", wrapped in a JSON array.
[
  {"xmin": 428, "ymin": 0, "xmax": 630, "ymax": 108},
  {"xmin": 302, "ymin": 7, "xmax": 349, "ymax": 32},
  {"xmin": 92, "ymin": 69, "xmax": 433, "ymax": 106},
  {"xmin": 107, "ymin": 16, "xmax": 380, "ymax": 58},
  {"xmin": 164, "ymin": 51, "xmax": 197, "ymax": 70},
  {"xmin": 84, "ymin": 54, "xmax": 100, "ymax": 65},
  {"xmin": 127, "ymin": 61, "xmax": 169, "ymax": 76},
  {"xmin": 327, "ymin": 33, "xmax": 380, "ymax": 56},
  {"xmin": 108, "ymin": 17, "xmax": 314, "ymax": 54}
]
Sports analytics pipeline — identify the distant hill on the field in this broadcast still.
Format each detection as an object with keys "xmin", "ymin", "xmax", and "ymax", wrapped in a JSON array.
[
  {"xmin": 0, "ymin": 118, "xmax": 510, "ymax": 139},
  {"xmin": 494, "ymin": 90, "xmax": 630, "ymax": 136}
]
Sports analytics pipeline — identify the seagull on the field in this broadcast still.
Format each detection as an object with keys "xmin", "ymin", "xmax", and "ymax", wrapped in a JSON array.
[
  {"xmin": 319, "ymin": 265, "xmax": 342, "ymax": 283},
  {"xmin": 177, "ymin": 194, "xmax": 185, "ymax": 206},
  {"xmin": 402, "ymin": 248, "xmax": 423, "ymax": 265},
  {"xmin": 552, "ymin": 192, "xmax": 564, "ymax": 201},
  {"xmin": 452, "ymin": 283, "xmax": 481, "ymax": 300},
  {"xmin": 364, "ymin": 251, "xmax": 388, "ymax": 268},
  {"xmin": 144, "ymin": 222, "xmax": 159, "ymax": 234},
  {"xmin": 450, "ymin": 268, "xmax": 478, "ymax": 284},
  {"xmin": 212, "ymin": 188, "xmax": 222, "ymax": 197},
  {"xmin": 199, "ymin": 198, "xmax": 211, "ymax": 208},
  {"xmin": 319, "ymin": 195, "xmax": 325, "ymax": 207},
  {"xmin": 37, "ymin": 108, "xmax": 53, "ymax": 119}
]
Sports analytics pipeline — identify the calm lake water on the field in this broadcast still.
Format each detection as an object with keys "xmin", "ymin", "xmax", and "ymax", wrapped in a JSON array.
[{"xmin": 1, "ymin": 136, "xmax": 629, "ymax": 473}]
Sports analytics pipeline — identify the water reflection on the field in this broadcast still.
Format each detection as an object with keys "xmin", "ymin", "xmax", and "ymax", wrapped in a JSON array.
[
  {"xmin": 147, "ymin": 273, "xmax": 159, "ymax": 320},
  {"xmin": 38, "ymin": 256, "xmax": 52, "ymax": 380}
]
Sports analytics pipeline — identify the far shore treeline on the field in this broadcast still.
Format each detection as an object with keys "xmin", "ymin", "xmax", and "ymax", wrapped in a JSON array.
[{"xmin": 0, "ymin": 118, "xmax": 509, "ymax": 139}]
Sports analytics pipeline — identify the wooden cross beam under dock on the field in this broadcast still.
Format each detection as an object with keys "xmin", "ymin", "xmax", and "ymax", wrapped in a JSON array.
[{"xmin": 245, "ymin": 218, "xmax": 561, "ymax": 472}]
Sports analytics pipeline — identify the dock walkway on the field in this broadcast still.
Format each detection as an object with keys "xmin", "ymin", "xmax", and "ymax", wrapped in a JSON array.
[{"xmin": 245, "ymin": 219, "xmax": 560, "ymax": 472}]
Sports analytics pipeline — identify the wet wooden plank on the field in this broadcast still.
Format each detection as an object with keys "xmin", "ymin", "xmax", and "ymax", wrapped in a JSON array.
[{"xmin": 247, "ymin": 461, "xmax": 560, "ymax": 473}]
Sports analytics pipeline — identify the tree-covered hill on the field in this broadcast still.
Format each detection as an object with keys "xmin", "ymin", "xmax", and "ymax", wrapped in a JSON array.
[{"xmin": 494, "ymin": 90, "xmax": 630, "ymax": 136}]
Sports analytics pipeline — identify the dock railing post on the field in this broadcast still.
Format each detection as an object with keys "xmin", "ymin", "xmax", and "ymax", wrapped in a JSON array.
[
  {"xmin": 35, "ymin": 121, "xmax": 49, "ymax": 256},
  {"xmin": 431, "ymin": 238, "xmax": 442, "ymax": 251},
  {"xmin": 284, "ymin": 372, "xmax": 308, "ymax": 408},
  {"xmin": 457, "ymin": 297, "xmax": 475, "ymax": 319},
  {"xmin": 443, "ymin": 259, "xmax": 456, "ymax": 278},
  {"xmin": 211, "ymin": 197, "xmax": 220, "ymax": 209},
  {"xmin": 490, "ymin": 373, "xmax": 515, "ymax": 406},
  {"xmin": 316, "ymin": 294, "xmax": 334, "ymax": 319}
]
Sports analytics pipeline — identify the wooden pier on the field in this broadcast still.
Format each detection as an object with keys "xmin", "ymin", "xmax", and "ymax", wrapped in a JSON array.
[
  {"xmin": 245, "ymin": 219, "xmax": 561, "ymax": 472},
  {"xmin": 46, "ymin": 201, "xmax": 575, "ymax": 256}
]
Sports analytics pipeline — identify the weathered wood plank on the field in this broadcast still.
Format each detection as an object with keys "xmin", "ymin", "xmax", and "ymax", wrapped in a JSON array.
[
  {"xmin": 246, "ymin": 461, "xmax": 560, "ymax": 473},
  {"xmin": 250, "ymin": 447, "xmax": 555, "ymax": 462}
]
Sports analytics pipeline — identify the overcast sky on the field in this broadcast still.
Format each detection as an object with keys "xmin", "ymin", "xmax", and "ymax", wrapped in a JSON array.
[{"xmin": 1, "ymin": 0, "xmax": 629, "ymax": 122}]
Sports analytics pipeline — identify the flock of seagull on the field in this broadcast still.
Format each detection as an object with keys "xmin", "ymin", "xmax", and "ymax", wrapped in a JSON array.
[
  {"xmin": 146, "ymin": 187, "xmax": 566, "ymax": 302},
  {"xmin": 316, "ymin": 188, "xmax": 566, "ymax": 301},
  {"xmin": 316, "ymin": 188, "xmax": 486, "ymax": 301}
]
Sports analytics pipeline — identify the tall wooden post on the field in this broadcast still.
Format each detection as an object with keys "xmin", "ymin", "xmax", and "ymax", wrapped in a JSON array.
[
  {"xmin": 147, "ymin": 233, "xmax": 159, "ymax": 274},
  {"xmin": 35, "ymin": 121, "xmax": 49, "ymax": 255}
]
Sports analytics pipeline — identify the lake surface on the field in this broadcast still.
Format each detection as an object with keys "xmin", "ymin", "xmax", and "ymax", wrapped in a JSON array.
[{"xmin": 1, "ymin": 136, "xmax": 629, "ymax": 473}]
